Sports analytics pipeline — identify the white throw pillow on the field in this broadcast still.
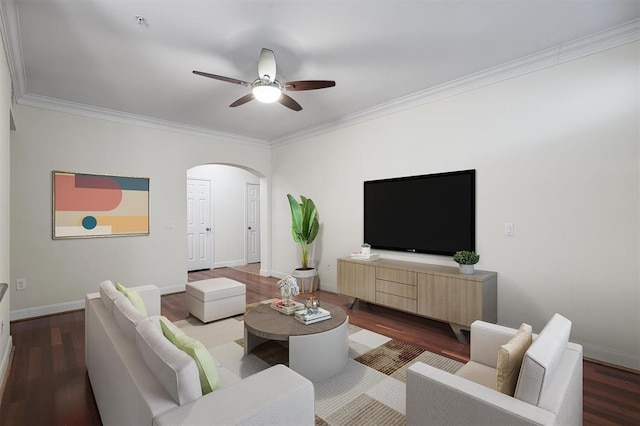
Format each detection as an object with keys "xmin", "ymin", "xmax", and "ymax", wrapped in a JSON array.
[{"xmin": 135, "ymin": 317, "xmax": 202, "ymax": 405}]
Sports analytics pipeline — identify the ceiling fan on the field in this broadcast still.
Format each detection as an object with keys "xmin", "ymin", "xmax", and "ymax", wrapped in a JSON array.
[{"xmin": 193, "ymin": 48, "xmax": 335, "ymax": 112}]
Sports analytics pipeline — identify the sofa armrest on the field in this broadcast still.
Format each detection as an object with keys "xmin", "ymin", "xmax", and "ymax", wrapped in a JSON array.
[
  {"xmin": 129, "ymin": 285, "xmax": 161, "ymax": 316},
  {"xmin": 153, "ymin": 364, "xmax": 315, "ymax": 426},
  {"xmin": 470, "ymin": 321, "xmax": 520, "ymax": 368},
  {"xmin": 407, "ymin": 362, "xmax": 556, "ymax": 426}
]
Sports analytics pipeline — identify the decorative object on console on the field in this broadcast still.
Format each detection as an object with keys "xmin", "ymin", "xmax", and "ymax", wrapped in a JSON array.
[
  {"xmin": 287, "ymin": 194, "xmax": 320, "ymax": 292},
  {"xmin": 350, "ymin": 251, "xmax": 380, "ymax": 261},
  {"xmin": 361, "ymin": 243, "xmax": 371, "ymax": 256},
  {"xmin": 453, "ymin": 250, "xmax": 480, "ymax": 274}
]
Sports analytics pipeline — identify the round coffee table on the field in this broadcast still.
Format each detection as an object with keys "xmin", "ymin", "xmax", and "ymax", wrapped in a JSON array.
[{"xmin": 244, "ymin": 301, "xmax": 349, "ymax": 382}]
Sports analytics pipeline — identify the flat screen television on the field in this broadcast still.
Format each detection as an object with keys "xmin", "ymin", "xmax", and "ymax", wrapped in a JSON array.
[{"xmin": 363, "ymin": 169, "xmax": 475, "ymax": 256}]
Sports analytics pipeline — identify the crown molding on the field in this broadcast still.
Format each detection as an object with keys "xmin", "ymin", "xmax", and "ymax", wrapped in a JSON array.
[
  {"xmin": 0, "ymin": 0, "xmax": 25, "ymax": 101},
  {"xmin": 271, "ymin": 19, "xmax": 640, "ymax": 147},
  {"xmin": 17, "ymin": 94, "xmax": 271, "ymax": 147}
]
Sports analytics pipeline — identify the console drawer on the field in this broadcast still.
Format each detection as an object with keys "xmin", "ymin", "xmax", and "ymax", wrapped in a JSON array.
[
  {"xmin": 376, "ymin": 279, "xmax": 417, "ymax": 299},
  {"xmin": 376, "ymin": 267, "xmax": 416, "ymax": 285},
  {"xmin": 376, "ymin": 292, "xmax": 417, "ymax": 313}
]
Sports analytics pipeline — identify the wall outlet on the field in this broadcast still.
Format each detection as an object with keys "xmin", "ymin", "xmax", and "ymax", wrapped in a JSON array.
[{"xmin": 16, "ymin": 278, "xmax": 26, "ymax": 291}]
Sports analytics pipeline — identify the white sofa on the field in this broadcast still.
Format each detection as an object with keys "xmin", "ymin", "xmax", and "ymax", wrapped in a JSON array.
[
  {"xmin": 407, "ymin": 314, "xmax": 583, "ymax": 426},
  {"xmin": 85, "ymin": 281, "xmax": 315, "ymax": 426}
]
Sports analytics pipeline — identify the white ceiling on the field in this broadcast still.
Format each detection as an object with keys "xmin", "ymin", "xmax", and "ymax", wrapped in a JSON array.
[{"xmin": 2, "ymin": 1, "xmax": 639, "ymax": 145}]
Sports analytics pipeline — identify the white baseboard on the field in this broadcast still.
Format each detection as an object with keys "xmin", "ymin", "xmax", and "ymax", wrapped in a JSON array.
[
  {"xmin": 582, "ymin": 342, "xmax": 640, "ymax": 372},
  {"xmin": 214, "ymin": 259, "xmax": 247, "ymax": 268},
  {"xmin": 10, "ymin": 299, "xmax": 85, "ymax": 321},
  {"xmin": 270, "ymin": 270, "xmax": 289, "ymax": 279},
  {"xmin": 9, "ymin": 285, "xmax": 188, "ymax": 321},
  {"xmin": 259, "ymin": 268, "xmax": 271, "ymax": 277}
]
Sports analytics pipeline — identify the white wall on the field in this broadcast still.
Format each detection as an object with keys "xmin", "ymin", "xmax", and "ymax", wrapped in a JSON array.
[
  {"xmin": 9, "ymin": 105, "xmax": 271, "ymax": 319},
  {"xmin": 0, "ymin": 31, "xmax": 13, "ymax": 388},
  {"xmin": 271, "ymin": 42, "xmax": 640, "ymax": 370},
  {"xmin": 187, "ymin": 164, "xmax": 260, "ymax": 267}
]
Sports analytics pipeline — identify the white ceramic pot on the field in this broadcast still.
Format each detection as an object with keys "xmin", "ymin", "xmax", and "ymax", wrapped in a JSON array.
[
  {"xmin": 292, "ymin": 268, "xmax": 319, "ymax": 293},
  {"xmin": 361, "ymin": 247, "xmax": 371, "ymax": 256},
  {"xmin": 459, "ymin": 264, "xmax": 475, "ymax": 275}
]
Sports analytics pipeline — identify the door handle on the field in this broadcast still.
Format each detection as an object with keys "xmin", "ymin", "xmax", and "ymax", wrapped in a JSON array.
[
  {"xmin": 206, "ymin": 227, "xmax": 211, "ymax": 231},
  {"xmin": 248, "ymin": 226, "xmax": 252, "ymax": 230}
]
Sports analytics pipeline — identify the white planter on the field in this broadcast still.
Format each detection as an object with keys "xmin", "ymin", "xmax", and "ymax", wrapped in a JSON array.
[
  {"xmin": 459, "ymin": 264, "xmax": 475, "ymax": 275},
  {"xmin": 361, "ymin": 247, "xmax": 371, "ymax": 256},
  {"xmin": 292, "ymin": 268, "xmax": 319, "ymax": 293}
]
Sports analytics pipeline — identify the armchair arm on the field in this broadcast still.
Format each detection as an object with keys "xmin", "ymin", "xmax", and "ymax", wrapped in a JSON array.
[
  {"xmin": 153, "ymin": 364, "xmax": 315, "ymax": 426},
  {"xmin": 129, "ymin": 285, "xmax": 161, "ymax": 316},
  {"xmin": 470, "ymin": 321, "xmax": 520, "ymax": 368},
  {"xmin": 407, "ymin": 362, "xmax": 556, "ymax": 426}
]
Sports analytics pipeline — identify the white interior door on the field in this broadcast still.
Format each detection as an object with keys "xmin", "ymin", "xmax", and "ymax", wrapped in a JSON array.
[
  {"xmin": 187, "ymin": 179, "xmax": 213, "ymax": 271},
  {"xmin": 246, "ymin": 183, "xmax": 261, "ymax": 264}
]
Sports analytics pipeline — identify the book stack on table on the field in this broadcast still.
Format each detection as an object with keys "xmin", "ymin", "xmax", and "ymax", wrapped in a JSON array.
[{"xmin": 294, "ymin": 307, "xmax": 331, "ymax": 324}]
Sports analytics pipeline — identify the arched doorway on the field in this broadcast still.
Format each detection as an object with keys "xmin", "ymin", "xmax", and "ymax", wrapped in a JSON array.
[{"xmin": 186, "ymin": 164, "xmax": 264, "ymax": 274}]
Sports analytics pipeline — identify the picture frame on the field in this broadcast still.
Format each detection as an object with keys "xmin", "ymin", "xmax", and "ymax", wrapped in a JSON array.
[{"xmin": 52, "ymin": 171, "xmax": 150, "ymax": 239}]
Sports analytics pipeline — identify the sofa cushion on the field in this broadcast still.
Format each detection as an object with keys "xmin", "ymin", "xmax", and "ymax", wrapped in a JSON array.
[
  {"xmin": 115, "ymin": 282, "xmax": 148, "ymax": 315},
  {"xmin": 514, "ymin": 313, "xmax": 572, "ymax": 406},
  {"xmin": 99, "ymin": 280, "xmax": 124, "ymax": 314},
  {"xmin": 496, "ymin": 323, "xmax": 532, "ymax": 396},
  {"xmin": 454, "ymin": 361, "xmax": 497, "ymax": 390},
  {"xmin": 160, "ymin": 319, "xmax": 221, "ymax": 394},
  {"xmin": 135, "ymin": 317, "xmax": 202, "ymax": 406},
  {"xmin": 113, "ymin": 296, "xmax": 147, "ymax": 342}
]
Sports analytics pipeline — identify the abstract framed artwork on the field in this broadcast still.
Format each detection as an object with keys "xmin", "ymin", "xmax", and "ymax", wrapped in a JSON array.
[{"xmin": 52, "ymin": 171, "xmax": 150, "ymax": 239}]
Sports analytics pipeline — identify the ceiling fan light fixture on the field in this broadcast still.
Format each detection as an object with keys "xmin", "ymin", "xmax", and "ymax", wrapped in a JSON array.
[{"xmin": 252, "ymin": 81, "xmax": 282, "ymax": 103}]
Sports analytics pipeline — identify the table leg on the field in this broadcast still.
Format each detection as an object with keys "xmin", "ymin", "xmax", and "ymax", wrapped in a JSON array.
[{"xmin": 244, "ymin": 328, "xmax": 270, "ymax": 355}]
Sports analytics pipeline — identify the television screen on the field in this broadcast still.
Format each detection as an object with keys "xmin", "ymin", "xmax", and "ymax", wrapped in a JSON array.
[{"xmin": 364, "ymin": 169, "xmax": 475, "ymax": 256}]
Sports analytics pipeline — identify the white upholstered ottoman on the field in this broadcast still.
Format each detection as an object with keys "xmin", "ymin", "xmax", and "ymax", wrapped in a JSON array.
[{"xmin": 186, "ymin": 278, "xmax": 246, "ymax": 323}]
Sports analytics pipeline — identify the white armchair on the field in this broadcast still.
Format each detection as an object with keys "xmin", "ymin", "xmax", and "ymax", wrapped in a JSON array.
[{"xmin": 407, "ymin": 314, "xmax": 583, "ymax": 425}]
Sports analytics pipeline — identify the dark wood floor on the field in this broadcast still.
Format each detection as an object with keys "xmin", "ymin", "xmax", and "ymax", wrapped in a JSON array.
[{"xmin": 0, "ymin": 267, "xmax": 638, "ymax": 425}]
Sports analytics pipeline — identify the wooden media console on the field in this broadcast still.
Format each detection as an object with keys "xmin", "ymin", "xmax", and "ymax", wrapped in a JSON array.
[{"xmin": 337, "ymin": 257, "xmax": 497, "ymax": 343}]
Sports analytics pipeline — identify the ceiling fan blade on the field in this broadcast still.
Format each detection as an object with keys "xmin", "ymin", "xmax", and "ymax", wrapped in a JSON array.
[
  {"xmin": 192, "ymin": 70, "xmax": 250, "ymax": 86},
  {"xmin": 229, "ymin": 93, "xmax": 255, "ymax": 107},
  {"xmin": 279, "ymin": 94, "xmax": 302, "ymax": 111},
  {"xmin": 284, "ymin": 80, "xmax": 336, "ymax": 91},
  {"xmin": 258, "ymin": 48, "xmax": 277, "ymax": 83}
]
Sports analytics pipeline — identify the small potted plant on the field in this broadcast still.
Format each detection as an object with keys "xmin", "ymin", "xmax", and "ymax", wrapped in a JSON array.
[
  {"xmin": 361, "ymin": 243, "xmax": 371, "ymax": 256},
  {"xmin": 453, "ymin": 250, "xmax": 480, "ymax": 274}
]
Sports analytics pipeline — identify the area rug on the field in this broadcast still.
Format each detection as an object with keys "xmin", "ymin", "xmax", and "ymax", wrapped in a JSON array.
[{"xmin": 174, "ymin": 301, "xmax": 463, "ymax": 425}]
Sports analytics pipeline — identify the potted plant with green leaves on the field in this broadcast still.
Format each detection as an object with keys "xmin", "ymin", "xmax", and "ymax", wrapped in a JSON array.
[
  {"xmin": 361, "ymin": 243, "xmax": 371, "ymax": 256},
  {"xmin": 287, "ymin": 194, "xmax": 320, "ymax": 292},
  {"xmin": 453, "ymin": 250, "xmax": 480, "ymax": 274}
]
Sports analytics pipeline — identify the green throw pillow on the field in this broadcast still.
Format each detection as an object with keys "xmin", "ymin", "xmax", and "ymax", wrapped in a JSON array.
[
  {"xmin": 159, "ymin": 318, "xmax": 184, "ymax": 347},
  {"xmin": 115, "ymin": 282, "xmax": 147, "ymax": 316},
  {"xmin": 115, "ymin": 281, "xmax": 128, "ymax": 295},
  {"xmin": 159, "ymin": 320, "xmax": 220, "ymax": 394}
]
